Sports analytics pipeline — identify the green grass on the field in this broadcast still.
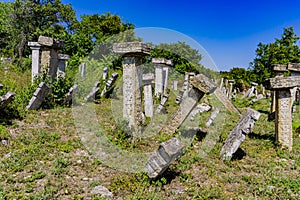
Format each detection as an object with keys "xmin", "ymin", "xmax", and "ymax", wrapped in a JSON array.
[{"xmin": 0, "ymin": 69, "xmax": 299, "ymax": 199}]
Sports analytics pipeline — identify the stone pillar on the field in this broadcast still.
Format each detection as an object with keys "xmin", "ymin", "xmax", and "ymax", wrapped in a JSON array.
[
  {"xmin": 172, "ymin": 80, "xmax": 178, "ymax": 91},
  {"xmin": 265, "ymin": 75, "xmax": 300, "ymax": 150},
  {"xmin": 219, "ymin": 78, "xmax": 224, "ymax": 89},
  {"xmin": 152, "ymin": 58, "xmax": 173, "ymax": 97},
  {"xmin": 113, "ymin": 42, "xmax": 151, "ymax": 131},
  {"xmin": 103, "ymin": 67, "xmax": 108, "ymax": 81},
  {"xmin": 287, "ymin": 63, "xmax": 300, "ymax": 104},
  {"xmin": 143, "ymin": 73, "xmax": 154, "ymax": 118},
  {"xmin": 57, "ymin": 54, "xmax": 69, "ymax": 78},
  {"xmin": 228, "ymin": 80, "xmax": 235, "ymax": 99},
  {"xmin": 271, "ymin": 64, "xmax": 287, "ymax": 113},
  {"xmin": 79, "ymin": 63, "xmax": 86, "ymax": 77},
  {"xmin": 28, "ymin": 42, "xmax": 41, "ymax": 82},
  {"xmin": 160, "ymin": 74, "xmax": 217, "ymax": 134}
]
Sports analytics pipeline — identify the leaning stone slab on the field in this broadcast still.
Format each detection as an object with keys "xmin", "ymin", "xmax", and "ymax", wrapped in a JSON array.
[
  {"xmin": 160, "ymin": 74, "xmax": 217, "ymax": 134},
  {"xmin": 145, "ymin": 137, "xmax": 185, "ymax": 179},
  {"xmin": 0, "ymin": 92, "xmax": 16, "ymax": 109},
  {"xmin": 214, "ymin": 88, "xmax": 241, "ymax": 115},
  {"xmin": 220, "ymin": 109, "xmax": 261, "ymax": 161},
  {"xmin": 26, "ymin": 82, "xmax": 50, "ymax": 110},
  {"xmin": 155, "ymin": 94, "xmax": 169, "ymax": 114},
  {"xmin": 100, "ymin": 73, "xmax": 119, "ymax": 97},
  {"xmin": 64, "ymin": 84, "xmax": 78, "ymax": 105},
  {"xmin": 85, "ymin": 82, "xmax": 101, "ymax": 102},
  {"xmin": 206, "ymin": 108, "xmax": 220, "ymax": 127}
]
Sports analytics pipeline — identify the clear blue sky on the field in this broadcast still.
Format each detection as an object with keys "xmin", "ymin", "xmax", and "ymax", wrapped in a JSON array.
[{"xmin": 11, "ymin": 0, "xmax": 300, "ymax": 71}]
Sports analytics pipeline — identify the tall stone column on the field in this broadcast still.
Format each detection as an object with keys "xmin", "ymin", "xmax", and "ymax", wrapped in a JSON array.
[
  {"xmin": 113, "ymin": 42, "xmax": 151, "ymax": 131},
  {"xmin": 152, "ymin": 58, "xmax": 173, "ymax": 97},
  {"xmin": 143, "ymin": 73, "xmax": 154, "ymax": 118},
  {"xmin": 28, "ymin": 42, "xmax": 41, "ymax": 82},
  {"xmin": 265, "ymin": 75, "xmax": 300, "ymax": 150}
]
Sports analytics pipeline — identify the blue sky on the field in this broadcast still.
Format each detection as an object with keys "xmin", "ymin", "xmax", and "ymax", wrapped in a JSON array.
[{"xmin": 4, "ymin": 0, "xmax": 300, "ymax": 71}]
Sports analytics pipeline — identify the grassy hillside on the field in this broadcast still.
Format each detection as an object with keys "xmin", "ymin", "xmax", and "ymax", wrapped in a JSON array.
[{"xmin": 0, "ymin": 69, "xmax": 299, "ymax": 199}]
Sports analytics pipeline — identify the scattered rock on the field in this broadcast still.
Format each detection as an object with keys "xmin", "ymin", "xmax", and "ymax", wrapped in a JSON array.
[{"xmin": 91, "ymin": 185, "xmax": 113, "ymax": 199}]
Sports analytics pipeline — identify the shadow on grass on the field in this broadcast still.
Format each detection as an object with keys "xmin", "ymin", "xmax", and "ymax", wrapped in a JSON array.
[
  {"xmin": 231, "ymin": 148, "xmax": 246, "ymax": 161},
  {"xmin": 249, "ymin": 131, "xmax": 275, "ymax": 142},
  {"xmin": 150, "ymin": 168, "xmax": 180, "ymax": 184}
]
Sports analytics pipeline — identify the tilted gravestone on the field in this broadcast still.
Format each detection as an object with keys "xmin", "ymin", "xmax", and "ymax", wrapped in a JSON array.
[
  {"xmin": 113, "ymin": 42, "xmax": 151, "ymax": 132},
  {"xmin": 265, "ymin": 75, "xmax": 300, "ymax": 150},
  {"xmin": 206, "ymin": 108, "xmax": 220, "ymax": 127},
  {"xmin": 214, "ymin": 87, "xmax": 241, "ymax": 115},
  {"xmin": 64, "ymin": 84, "xmax": 78, "ymax": 105},
  {"xmin": 160, "ymin": 74, "xmax": 217, "ymax": 134},
  {"xmin": 85, "ymin": 82, "xmax": 101, "ymax": 102},
  {"xmin": 0, "ymin": 92, "xmax": 16, "ymax": 109},
  {"xmin": 155, "ymin": 94, "xmax": 169, "ymax": 114},
  {"xmin": 220, "ymin": 108, "xmax": 261, "ymax": 161},
  {"xmin": 100, "ymin": 72, "xmax": 119, "ymax": 98},
  {"xmin": 26, "ymin": 82, "xmax": 50, "ymax": 110},
  {"xmin": 145, "ymin": 137, "xmax": 185, "ymax": 179}
]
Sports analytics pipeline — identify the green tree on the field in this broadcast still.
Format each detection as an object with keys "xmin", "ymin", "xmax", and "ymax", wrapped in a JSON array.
[{"xmin": 250, "ymin": 27, "xmax": 300, "ymax": 83}]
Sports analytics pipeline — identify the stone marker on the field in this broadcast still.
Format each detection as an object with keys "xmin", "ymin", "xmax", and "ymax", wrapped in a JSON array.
[
  {"xmin": 160, "ymin": 74, "xmax": 217, "ymax": 134},
  {"xmin": 206, "ymin": 108, "xmax": 220, "ymax": 127},
  {"xmin": 220, "ymin": 108, "xmax": 261, "ymax": 161},
  {"xmin": 227, "ymin": 80, "xmax": 235, "ymax": 99},
  {"xmin": 0, "ymin": 92, "xmax": 16, "ymax": 109},
  {"xmin": 143, "ymin": 73, "xmax": 154, "ymax": 117},
  {"xmin": 287, "ymin": 63, "xmax": 300, "ymax": 104},
  {"xmin": 155, "ymin": 94, "xmax": 169, "ymax": 114},
  {"xmin": 214, "ymin": 88, "xmax": 241, "ymax": 115},
  {"xmin": 100, "ymin": 72, "xmax": 119, "ymax": 98},
  {"xmin": 103, "ymin": 67, "xmax": 108, "ymax": 81},
  {"xmin": 190, "ymin": 103, "xmax": 211, "ymax": 121},
  {"xmin": 57, "ymin": 54, "xmax": 69, "ymax": 78},
  {"xmin": 79, "ymin": 63, "xmax": 86, "ymax": 77},
  {"xmin": 219, "ymin": 78, "xmax": 224, "ymax": 89},
  {"xmin": 26, "ymin": 82, "xmax": 50, "ymax": 110},
  {"xmin": 145, "ymin": 137, "xmax": 185, "ymax": 179},
  {"xmin": 113, "ymin": 42, "xmax": 150, "ymax": 131},
  {"xmin": 251, "ymin": 94, "xmax": 264, "ymax": 103},
  {"xmin": 172, "ymin": 80, "xmax": 178, "ymax": 91},
  {"xmin": 64, "ymin": 84, "xmax": 78, "ymax": 105},
  {"xmin": 28, "ymin": 42, "xmax": 42, "ymax": 82},
  {"xmin": 152, "ymin": 58, "xmax": 173, "ymax": 97},
  {"xmin": 85, "ymin": 82, "xmax": 101, "ymax": 102},
  {"xmin": 265, "ymin": 75, "xmax": 300, "ymax": 150}
]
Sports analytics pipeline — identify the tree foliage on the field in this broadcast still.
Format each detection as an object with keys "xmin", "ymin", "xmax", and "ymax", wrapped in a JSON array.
[{"xmin": 250, "ymin": 27, "xmax": 300, "ymax": 83}]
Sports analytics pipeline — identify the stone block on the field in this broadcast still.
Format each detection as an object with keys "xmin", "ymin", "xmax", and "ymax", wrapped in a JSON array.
[
  {"xmin": 152, "ymin": 58, "xmax": 173, "ymax": 66},
  {"xmin": 264, "ymin": 76, "xmax": 300, "ymax": 90},
  {"xmin": 26, "ymin": 82, "xmax": 50, "ymax": 110},
  {"xmin": 38, "ymin": 36, "xmax": 65, "ymax": 49},
  {"xmin": 190, "ymin": 74, "xmax": 217, "ymax": 94},
  {"xmin": 113, "ymin": 42, "xmax": 151, "ymax": 55},
  {"xmin": 220, "ymin": 109, "xmax": 261, "ymax": 161},
  {"xmin": 0, "ymin": 92, "xmax": 16, "ymax": 109},
  {"xmin": 145, "ymin": 138, "xmax": 184, "ymax": 178}
]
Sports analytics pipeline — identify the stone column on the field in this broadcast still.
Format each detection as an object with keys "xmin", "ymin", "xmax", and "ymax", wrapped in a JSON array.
[
  {"xmin": 265, "ymin": 75, "xmax": 300, "ymax": 150},
  {"xmin": 219, "ymin": 78, "xmax": 224, "ymax": 89},
  {"xmin": 28, "ymin": 42, "xmax": 41, "ymax": 82},
  {"xmin": 287, "ymin": 63, "xmax": 300, "ymax": 104},
  {"xmin": 228, "ymin": 80, "xmax": 235, "ymax": 99},
  {"xmin": 57, "ymin": 54, "xmax": 69, "ymax": 78},
  {"xmin": 152, "ymin": 58, "xmax": 173, "ymax": 97},
  {"xmin": 143, "ymin": 73, "xmax": 154, "ymax": 118},
  {"xmin": 113, "ymin": 42, "xmax": 151, "ymax": 131},
  {"xmin": 271, "ymin": 64, "xmax": 287, "ymax": 113}
]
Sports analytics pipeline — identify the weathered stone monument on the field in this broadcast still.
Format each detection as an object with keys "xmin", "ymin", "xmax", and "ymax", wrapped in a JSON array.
[
  {"xmin": 0, "ymin": 91, "xmax": 16, "ymax": 109},
  {"xmin": 143, "ymin": 73, "xmax": 154, "ymax": 118},
  {"xmin": 85, "ymin": 82, "xmax": 101, "ymax": 102},
  {"xmin": 265, "ymin": 75, "xmax": 300, "ymax": 150},
  {"xmin": 153, "ymin": 58, "xmax": 173, "ymax": 97},
  {"xmin": 220, "ymin": 108, "xmax": 261, "ymax": 160},
  {"xmin": 155, "ymin": 94, "xmax": 169, "ymax": 114},
  {"xmin": 160, "ymin": 74, "xmax": 217, "ymax": 134},
  {"xmin": 214, "ymin": 88, "xmax": 241, "ymax": 115},
  {"xmin": 57, "ymin": 54, "xmax": 69, "ymax": 78},
  {"xmin": 172, "ymin": 80, "xmax": 178, "ymax": 91},
  {"xmin": 227, "ymin": 80, "xmax": 235, "ymax": 99},
  {"xmin": 145, "ymin": 137, "xmax": 185, "ymax": 179},
  {"xmin": 64, "ymin": 84, "xmax": 78, "ymax": 105},
  {"xmin": 28, "ymin": 36, "xmax": 65, "ymax": 82},
  {"xmin": 113, "ymin": 42, "xmax": 151, "ymax": 130},
  {"xmin": 100, "ymin": 72, "xmax": 119, "ymax": 98},
  {"xmin": 26, "ymin": 82, "xmax": 50, "ymax": 110}
]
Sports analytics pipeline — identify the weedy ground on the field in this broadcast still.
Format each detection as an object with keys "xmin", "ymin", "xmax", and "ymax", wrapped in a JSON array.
[{"xmin": 0, "ymin": 70, "xmax": 299, "ymax": 199}]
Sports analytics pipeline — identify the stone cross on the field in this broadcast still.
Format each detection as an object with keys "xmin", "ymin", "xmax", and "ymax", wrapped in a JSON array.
[
  {"xmin": 152, "ymin": 58, "xmax": 173, "ymax": 97},
  {"xmin": 143, "ymin": 73, "xmax": 154, "ymax": 118},
  {"xmin": 160, "ymin": 74, "xmax": 217, "ymax": 134},
  {"xmin": 265, "ymin": 75, "xmax": 300, "ymax": 150},
  {"xmin": 113, "ymin": 42, "xmax": 151, "ymax": 131}
]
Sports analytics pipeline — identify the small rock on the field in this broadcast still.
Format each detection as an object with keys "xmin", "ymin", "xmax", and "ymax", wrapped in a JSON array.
[
  {"xmin": 82, "ymin": 177, "xmax": 89, "ymax": 181},
  {"xmin": 91, "ymin": 185, "xmax": 113, "ymax": 199},
  {"xmin": 77, "ymin": 160, "xmax": 82, "ymax": 164}
]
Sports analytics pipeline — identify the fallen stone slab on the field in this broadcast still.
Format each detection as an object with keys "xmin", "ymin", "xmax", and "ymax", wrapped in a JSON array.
[
  {"xmin": 206, "ymin": 108, "xmax": 220, "ymax": 127},
  {"xmin": 220, "ymin": 108, "xmax": 261, "ymax": 161},
  {"xmin": 190, "ymin": 103, "xmax": 211, "ymax": 121},
  {"xmin": 26, "ymin": 82, "xmax": 50, "ymax": 110},
  {"xmin": 84, "ymin": 82, "xmax": 101, "ymax": 101},
  {"xmin": 0, "ymin": 92, "xmax": 16, "ymax": 109},
  {"xmin": 145, "ymin": 137, "xmax": 185, "ymax": 179},
  {"xmin": 64, "ymin": 84, "xmax": 78, "ymax": 105}
]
